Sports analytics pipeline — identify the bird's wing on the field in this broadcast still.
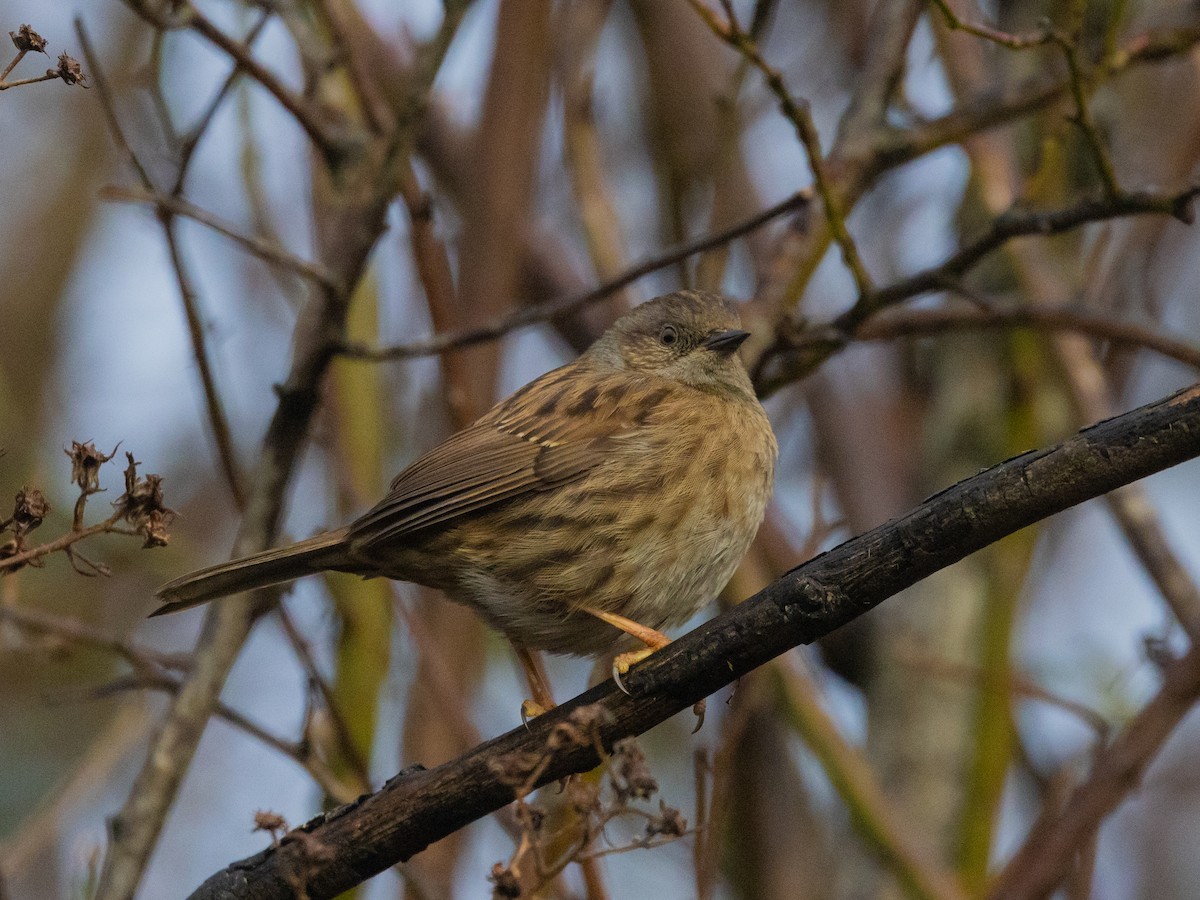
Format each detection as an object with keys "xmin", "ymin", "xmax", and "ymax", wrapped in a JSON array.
[{"xmin": 348, "ymin": 367, "xmax": 672, "ymax": 547}]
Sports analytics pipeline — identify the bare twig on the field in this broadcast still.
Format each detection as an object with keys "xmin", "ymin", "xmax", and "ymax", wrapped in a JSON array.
[
  {"xmin": 752, "ymin": 187, "xmax": 1200, "ymax": 393},
  {"xmin": 867, "ymin": 24, "xmax": 1200, "ymax": 181},
  {"xmin": 928, "ymin": 0, "xmax": 1054, "ymax": 50},
  {"xmin": 989, "ymin": 646, "xmax": 1200, "ymax": 899},
  {"xmin": 95, "ymin": 674, "xmax": 361, "ymax": 804},
  {"xmin": 119, "ymin": 0, "xmax": 348, "ymax": 162},
  {"xmin": 99, "ymin": 187, "xmax": 340, "ymax": 291},
  {"xmin": 687, "ymin": 0, "xmax": 873, "ymax": 299},
  {"xmin": 856, "ymin": 304, "xmax": 1200, "ymax": 370},
  {"xmin": 848, "ymin": 189, "xmax": 1198, "ymax": 324},
  {"xmin": 274, "ymin": 604, "xmax": 371, "ymax": 792},
  {"xmin": 337, "ymin": 190, "xmax": 812, "ymax": 362},
  {"xmin": 0, "ymin": 604, "xmax": 186, "ymax": 673}
]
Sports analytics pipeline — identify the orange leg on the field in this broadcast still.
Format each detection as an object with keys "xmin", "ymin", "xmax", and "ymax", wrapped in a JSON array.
[
  {"xmin": 582, "ymin": 607, "xmax": 707, "ymax": 731},
  {"xmin": 515, "ymin": 645, "xmax": 556, "ymax": 725},
  {"xmin": 581, "ymin": 607, "xmax": 671, "ymax": 693}
]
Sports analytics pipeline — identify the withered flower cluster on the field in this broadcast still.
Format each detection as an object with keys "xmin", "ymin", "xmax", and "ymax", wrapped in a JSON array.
[
  {"xmin": 0, "ymin": 441, "xmax": 173, "ymax": 573},
  {"xmin": 8, "ymin": 23, "xmax": 47, "ymax": 54},
  {"xmin": 114, "ymin": 452, "xmax": 175, "ymax": 548},
  {"xmin": 3, "ymin": 23, "xmax": 87, "ymax": 90},
  {"xmin": 0, "ymin": 487, "xmax": 51, "ymax": 565},
  {"xmin": 488, "ymin": 729, "xmax": 687, "ymax": 899}
]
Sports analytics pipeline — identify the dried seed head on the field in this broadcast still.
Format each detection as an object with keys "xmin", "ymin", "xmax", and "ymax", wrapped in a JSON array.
[
  {"xmin": 514, "ymin": 801, "xmax": 545, "ymax": 834},
  {"xmin": 252, "ymin": 810, "xmax": 288, "ymax": 834},
  {"xmin": 609, "ymin": 738, "xmax": 657, "ymax": 803},
  {"xmin": 488, "ymin": 863, "xmax": 521, "ymax": 899},
  {"xmin": 645, "ymin": 800, "xmax": 687, "ymax": 838},
  {"xmin": 488, "ymin": 749, "xmax": 545, "ymax": 789},
  {"xmin": 12, "ymin": 488, "xmax": 49, "ymax": 535},
  {"xmin": 115, "ymin": 453, "xmax": 175, "ymax": 548},
  {"xmin": 65, "ymin": 441, "xmax": 114, "ymax": 494},
  {"xmin": 53, "ymin": 52, "xmax": 87, "ymax": 87},
  {"xmin": 9, "ymin": 25, "xmax": 47, "ymax": 54},
  {"xmin": 566, "ymin": 779, "xmax": 601, "ymax": 815}
]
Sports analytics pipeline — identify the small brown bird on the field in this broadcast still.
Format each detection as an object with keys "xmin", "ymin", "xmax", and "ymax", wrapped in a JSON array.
[{"xmin": 155, "ymin": 291, "xmax": 777, "ymax": 704}]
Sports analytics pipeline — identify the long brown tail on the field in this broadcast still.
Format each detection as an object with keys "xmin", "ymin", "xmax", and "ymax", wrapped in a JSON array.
[{"xmin": 151, "ymin": 527, "xmax": 353, "ymax": 616}]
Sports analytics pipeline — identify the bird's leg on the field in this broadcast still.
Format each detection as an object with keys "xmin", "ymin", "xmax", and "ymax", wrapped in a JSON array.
[
  {"xmin": 515, "ymin": 645, "xmax": 556, "ymax": 725},
  {"xmin": 582, "ymin": 606, "xmax": 707, "ymax": 731},
  {"xmin": 580, "ymin": 607, "xmax": 671, "ymax": 693}
]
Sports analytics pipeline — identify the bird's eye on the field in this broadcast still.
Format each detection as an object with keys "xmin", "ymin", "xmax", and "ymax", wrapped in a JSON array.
[{"xmin": 659, "ymin": 324, "xmax": 679, "ymax": 347}]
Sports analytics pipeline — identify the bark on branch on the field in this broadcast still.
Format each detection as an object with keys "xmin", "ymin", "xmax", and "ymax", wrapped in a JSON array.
[{"xmin": 188, "ymin": 382, "xmax": 1200, "ymax": 900}]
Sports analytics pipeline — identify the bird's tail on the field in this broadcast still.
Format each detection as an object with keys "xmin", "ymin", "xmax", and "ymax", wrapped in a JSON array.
[{"xmin": 151, "ymin": 527, "xmax": 353, "ymax": 616}]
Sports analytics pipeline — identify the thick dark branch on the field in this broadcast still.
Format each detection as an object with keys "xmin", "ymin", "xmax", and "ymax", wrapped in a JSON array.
[{"xmin": 187, "ymin": 382, "xmax": 1200, "ymax": 900}]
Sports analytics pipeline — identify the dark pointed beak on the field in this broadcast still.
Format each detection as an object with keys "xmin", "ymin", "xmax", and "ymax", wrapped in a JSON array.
[{"xmin": 701, "ymin": 329, "xmax": 751, "ymax": 355}]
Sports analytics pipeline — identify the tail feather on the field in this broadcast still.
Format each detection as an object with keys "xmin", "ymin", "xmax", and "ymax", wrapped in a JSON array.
[{"xmin": 152, "ymin": 527, "xmax": 352, "ymax": 616}]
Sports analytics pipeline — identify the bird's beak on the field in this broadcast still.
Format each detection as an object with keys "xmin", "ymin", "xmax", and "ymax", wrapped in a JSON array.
[{"xmin": 701, "ymin": 329, "xmax": 751, "ymax": 355}]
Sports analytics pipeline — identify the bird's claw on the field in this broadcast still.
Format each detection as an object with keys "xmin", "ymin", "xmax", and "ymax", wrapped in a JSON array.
[
  {"xmin": 521, "ymin": 699, "xmax": 549, "ymax": 728},
  {"xmin": 613, "ymin": 663, "xmax": 631, "ymax": 695},
  {"xmin": 691, "ymin": 698, "xmax": 707, "ymax": 733}
]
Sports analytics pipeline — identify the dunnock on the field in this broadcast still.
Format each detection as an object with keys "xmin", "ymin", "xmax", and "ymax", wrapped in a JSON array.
[{"xmin": 155, "ymin": 291, "xmax": 777, "ymax": 701}]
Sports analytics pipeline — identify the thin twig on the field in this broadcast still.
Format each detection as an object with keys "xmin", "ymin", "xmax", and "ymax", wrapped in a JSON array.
[
  {"xmin": 274, "ymin": 603, "xmax": 371, "ymax": 791},
  {"xmin": 854, "ymin": 304, "xmax": 1200, "ymax": 371},
  {"xmin": 92, "ymin": 675, "xmax": 360, "ymax": 803},
  {"xmin": 687, "ymin": 0, "xmax": 873, "ymax": 299},
  {"xmin": 120, "ymin": 0, "xmax": 348, "ymax": 162},
  {"xmin": 989, "ymin": 645, "xmax": 1200, "ymax": 899},
  {"xmin": 0, "ymin": 604, "xmax": 188, "ymax": 673},
  {"xmin": 174, "ymin": 11, "xmax": 272, "ymax": 188},
  {"xmin": 79, "ymin": 18, "xmax": 247, "ymax": 509},
  {"xmin": 1053, "ymin": 33, "xmax": 1120, "ymax": 197},
  {"xmin": 0, "ymin": 72, "xmax": 57, "ymax": 90},
  {"xmin": 100, "ymin": 186, "xmax": 340, "ymax": 290},
  {"xmin": 338, "ymin": 190, "xmax": 812, "ymax": 361},
  {"xmin": 928, "ymin": 0, "xmax": 1054, "ymax": 50},
  {"xmin": 0, "ymin": 515, "xmax": 125, "ymax": 573},
  {"xmin": 846, "ymin": 189, "xmax": 1199, "ymax": 325}
]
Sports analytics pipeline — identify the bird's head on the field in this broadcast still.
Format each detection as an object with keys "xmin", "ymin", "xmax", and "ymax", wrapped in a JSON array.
[{"xmin": 586, "ymin": 291, "xmax": 756, "ymax": 398}]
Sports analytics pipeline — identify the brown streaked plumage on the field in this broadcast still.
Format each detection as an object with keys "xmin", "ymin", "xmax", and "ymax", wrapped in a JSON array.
[{"xmin": 155, "ymin": 291, "xmax": 777, "ymax": 676}]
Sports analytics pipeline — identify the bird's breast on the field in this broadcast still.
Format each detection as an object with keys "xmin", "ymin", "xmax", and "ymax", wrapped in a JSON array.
[{"xmin": 445, "ymin": 390, "xmax": 776, "ymax": 655}]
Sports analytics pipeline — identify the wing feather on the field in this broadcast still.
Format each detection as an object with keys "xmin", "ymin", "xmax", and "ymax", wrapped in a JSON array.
[{"xmin": 349, "ymin": 369, "xmax": 669, "ymax": 549}]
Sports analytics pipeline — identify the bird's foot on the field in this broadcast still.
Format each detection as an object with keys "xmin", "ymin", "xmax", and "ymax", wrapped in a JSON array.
[
  {"xmin": 520, "ymin": 698, "xmax": 555, "ymax": 728},
  {"xmin": 611, "ymin": 645, "xmax": 661, "ymax": 695}
]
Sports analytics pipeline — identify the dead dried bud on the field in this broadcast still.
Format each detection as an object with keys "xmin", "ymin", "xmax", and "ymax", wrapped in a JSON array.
[
  {"xmin": 65, "ymin": 441, "xmax": 114, "ymax": 494},
  {"xmin": 252, "ymin": 810, "xmax": 288, "ymax": 834},
  {"xmin": 545, "ymin": 703, "xmax": 613, "ymax": 754},
  {"xmin": 115, "ymin": 453, "xmax": 175, "ymax": 548},
  {"xmin": 645, "ymin": 800, "xmax": 687, "ymax": 838},
  {"xmin": 488, "ymin": 862, "xmax": 521, "ymax": 899},
  {"xmin": 52, "ymin": 52, "xmax": 86, "ymax": 87},
  {"xmin": 9, "ymin": 25, "xmax": 47, "ymax": 54},
  {"xmin": 566, "ymin": 778, "xmax": 601, "ymax": 815},
  {"xmin": 139, "ymin": 508, "xmax": 173, "ymax": 548},
  {"xmin": 514, "ymin": 800, "xmax": 545, "ymax": 834},
  {"xmin": 12, "ymin": 488, "xmax": 49, "ymax": 535},
  {"xmin": 609, "ymin": 738, "xmax": 657, "ymax": 803}
]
